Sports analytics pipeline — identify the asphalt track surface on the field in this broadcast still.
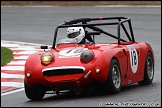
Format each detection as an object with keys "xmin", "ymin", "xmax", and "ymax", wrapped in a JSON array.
[{"xmin": 1, "ymin": 6, "xmax": 161, "ymax": 107}]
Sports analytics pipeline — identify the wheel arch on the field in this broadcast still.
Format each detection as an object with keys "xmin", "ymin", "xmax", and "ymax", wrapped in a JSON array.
[
  {"xmin": 107, "ymin": 56, "xmax": 121, "ymax": 78},
  {"xmin": 139, "ymin": 42, "xmax": 155, "ymax": 73}
]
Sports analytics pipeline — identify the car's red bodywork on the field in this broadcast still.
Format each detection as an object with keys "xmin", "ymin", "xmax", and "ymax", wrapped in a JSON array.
[
  {"xmin": 25, "ymin": 42, "xmax": 154, "ymax": 87},
  {"xmin": 24, "ymin": 17, "xmax": 154, "ymax": 100}
]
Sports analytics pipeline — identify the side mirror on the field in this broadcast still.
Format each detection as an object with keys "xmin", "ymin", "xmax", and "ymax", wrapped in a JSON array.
[{"xmin": 41, "ymin": 46, "xmax": 48, "ymax": 51}]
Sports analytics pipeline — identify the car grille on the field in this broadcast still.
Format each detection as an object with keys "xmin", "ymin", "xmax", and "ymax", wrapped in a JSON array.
[{"xmin": 42, "ymin": 66, "xmax": 85, "ymax": 77}]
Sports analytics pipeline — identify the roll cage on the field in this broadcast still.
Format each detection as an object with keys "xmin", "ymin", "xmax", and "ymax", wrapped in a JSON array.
[{"xmin": 52, "ymin": 17, "xmax": 135, "ymax": 48}]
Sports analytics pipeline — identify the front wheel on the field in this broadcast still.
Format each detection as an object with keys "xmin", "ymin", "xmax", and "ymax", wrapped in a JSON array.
[
  {"xmin": 106, "ymin": 59, "xmax": 122, "ymax": 94},
  {"xmin": 24, "ymin": 80, "xmax": 46, "ymax": 100},
  {"xmin": 138, "ymin": 52, "xmax": 154, "ymax": 85}
]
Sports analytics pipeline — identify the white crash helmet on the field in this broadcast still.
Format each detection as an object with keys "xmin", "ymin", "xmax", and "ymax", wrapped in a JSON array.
[{"xmin": 67, "ymin": 27, "xmax": 85, "ymax": 43}]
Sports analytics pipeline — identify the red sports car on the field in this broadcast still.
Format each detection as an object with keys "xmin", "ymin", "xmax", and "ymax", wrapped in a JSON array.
[{"xmin": 24, "ymin": 17, "xmax": 154, "ymax": 100}]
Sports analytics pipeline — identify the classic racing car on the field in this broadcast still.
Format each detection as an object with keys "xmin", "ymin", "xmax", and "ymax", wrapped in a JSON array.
[{"xmin": 24, "ymin": 17, "xmax": 154, "ymax": 100}]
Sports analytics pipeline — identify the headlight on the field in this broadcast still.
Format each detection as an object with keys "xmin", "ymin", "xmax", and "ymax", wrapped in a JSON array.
[
  {"xmin": 80, "ymin": 50, "xmax": 94, "ymax": 63},
  {"xmin": 41, "ymin": 52, "xmax": 54, "ymax": 65}
]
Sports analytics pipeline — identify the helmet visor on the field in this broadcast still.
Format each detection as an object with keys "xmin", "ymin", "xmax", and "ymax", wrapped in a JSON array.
[{"xmin": 67, "ymin": 31, "xmax": 80, "ymax": 38}]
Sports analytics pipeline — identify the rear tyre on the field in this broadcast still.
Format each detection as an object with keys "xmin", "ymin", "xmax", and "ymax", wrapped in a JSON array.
[
  {"xmin": 138, "ymin": 52, "xmax": 154, "ymax": 85},
  {"xmin": 24, "ymin": 80, "xmax": 46, "ymax": 100},
  {"xmin": 106, "ymin": 59, "xmax": 121, "ymax": 94}
]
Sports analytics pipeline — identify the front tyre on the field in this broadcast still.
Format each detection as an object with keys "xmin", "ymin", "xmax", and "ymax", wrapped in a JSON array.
[
  {"xmin": 106, "ymin": 59, "xmax": 121, "ymax": 94},
  {"xmin": 24, "ymin": 80, "xmax": 46, "ymax": 100},
  {"xmin": 138, "ymin": 52, "xmax": 154, "ymax": 85}
]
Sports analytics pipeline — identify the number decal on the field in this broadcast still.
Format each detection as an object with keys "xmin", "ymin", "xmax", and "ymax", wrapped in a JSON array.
[
  {"xmin": 131, "ymin": 50, "xmax": 137, "ymax": 66},
  {"xmin": 59, "ymin": 48, "xmax": 86, "ymax": 58},
  {"xmin": 74, "ymin": 49, "xmax": 84, "ymax": 53},
  {"xmin": 127, "ymin": 45, "xmax": 138, "ymax": 73},
  {"xmin": 66, "ymin": 49, "xmax": 72, "ymax": 54}
]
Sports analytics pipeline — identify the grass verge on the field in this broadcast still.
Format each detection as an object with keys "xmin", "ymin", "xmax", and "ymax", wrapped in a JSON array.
[{"xmin": 1, "ymin": 47, "xmax": 14, "ymax": 66}]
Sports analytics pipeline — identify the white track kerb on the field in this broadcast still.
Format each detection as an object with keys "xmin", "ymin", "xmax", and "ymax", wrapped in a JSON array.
[{"xmin": 1, "ymin": 40, "xmax": 50, "ymax": 95}]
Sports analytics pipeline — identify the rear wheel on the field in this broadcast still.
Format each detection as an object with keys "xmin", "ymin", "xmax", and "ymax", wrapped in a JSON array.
[
  {"xmin": 24, "ymin": 80, "xmax": 46, "ymax": 100},
  {"xmin": 138, "ymin": 52, "xmax": 154, "ymax": 85},
  {"xmin": 106, "ymin": 59, "xmax": 121, "ymax": 94}
]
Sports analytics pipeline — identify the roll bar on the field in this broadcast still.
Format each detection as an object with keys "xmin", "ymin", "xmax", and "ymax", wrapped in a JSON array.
[{"xmin": 52, "ymin": 17, "xmax": 135, "ymax": 48}]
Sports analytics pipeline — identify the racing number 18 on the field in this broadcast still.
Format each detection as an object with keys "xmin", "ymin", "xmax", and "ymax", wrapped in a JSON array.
[
  {"xmin": 66, "ymin": 49, "xmax": 84, "ymax": 54},
  {"xmin": 131, "ymin": 50, "xmax": 137, "ymax": 66}
]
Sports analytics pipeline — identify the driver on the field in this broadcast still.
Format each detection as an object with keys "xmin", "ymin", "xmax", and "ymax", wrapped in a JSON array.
[{"xmin": 67, "ymin": 27, "xmax": 94, "ymax": 44}]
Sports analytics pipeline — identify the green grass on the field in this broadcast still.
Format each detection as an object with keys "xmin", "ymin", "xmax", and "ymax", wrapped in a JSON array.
[{"xmin": 1, "ymin": 47, "xmax": 14, "ymax": 66}]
